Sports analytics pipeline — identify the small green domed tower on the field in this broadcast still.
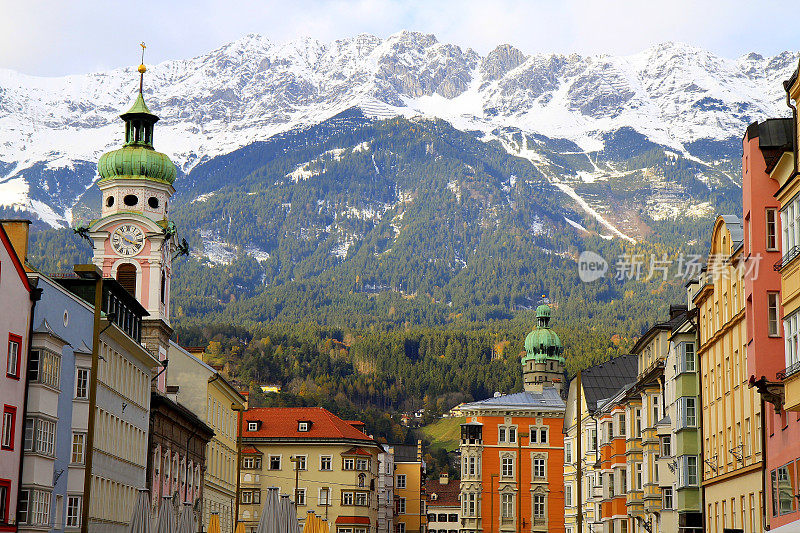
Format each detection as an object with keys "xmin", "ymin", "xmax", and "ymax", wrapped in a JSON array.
[{"xmin": 521, "ymin": 303, "xmax": 566, "ymax": 395}]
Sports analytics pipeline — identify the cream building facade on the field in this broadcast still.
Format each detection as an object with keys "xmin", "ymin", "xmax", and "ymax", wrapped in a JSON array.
[
  {"xmin": 694, "ymin": 215, "xmax": 764, "ymax": 533},
  {"xmin": 238, "ymin": 407, "xmax": 383, "ymax": 533},
  {"xmin": 167, "ymin": 342, "xmax": 246, "ymax": 533}
]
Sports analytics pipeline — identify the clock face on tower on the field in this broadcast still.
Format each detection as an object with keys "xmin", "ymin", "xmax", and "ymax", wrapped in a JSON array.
[{"xmin": 111, "ymin": 224, "xmax": 145, "ymax": 256}]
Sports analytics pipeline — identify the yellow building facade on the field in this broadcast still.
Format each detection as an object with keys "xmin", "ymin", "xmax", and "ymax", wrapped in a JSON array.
[
  {"xmin": 391, "ymin": 443, "xmax": 426, "ymax": 533},
  {"xmin": 775, "ymin": 70, "xmax": 800, "ymax": 410},
  {"xmin": 239, "ymin": 407, "xmax": 383, "ymax": 533},
  {"xmin": 694, "ymin": 216, "xmax": 763, "ymax": 532},
  {"xmin": 167, "ymin": 342, "xmax": 246, "ymax": 533}
]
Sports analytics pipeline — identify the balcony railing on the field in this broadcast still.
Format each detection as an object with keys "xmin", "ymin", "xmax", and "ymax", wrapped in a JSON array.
[
  {"xmin": 775, "ymin": 245, "xmax": 800, "ymax": 271},
  {"xmin": 777, "ymin": 360, "xmax": 800, "ymax": 381}
]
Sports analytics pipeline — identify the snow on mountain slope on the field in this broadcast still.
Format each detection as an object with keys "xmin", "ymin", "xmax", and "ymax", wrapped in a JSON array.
[{"xmin": 0, "ymin": 31, "xmax": 796, "ymax": 226}]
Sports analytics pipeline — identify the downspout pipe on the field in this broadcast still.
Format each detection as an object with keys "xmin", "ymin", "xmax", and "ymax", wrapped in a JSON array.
[{"xmin": 16, "ymin": 281, "xmax": 41, "ymax": 525}]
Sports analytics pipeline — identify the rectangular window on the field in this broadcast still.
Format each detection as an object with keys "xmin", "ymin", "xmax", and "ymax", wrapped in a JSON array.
[
  {"xmin": 398, "ymin": 497, "xmax": 406, "ymax": 514},
  {"xmin": 678, "ymin": 342, "xmax": 696, "ymax": 373},
  {"xmin": 355, "ymin": 458, "xmax": 369, "ymax": 470},
  {"xmin": 320, "ymin": 455, "xmax": 332, "ymax": 471},
  {"xmin": 661, "ymin": 435, "xmax": 672, "ymax": 457},
  {"xmin": 18, "ymin": 489, "xmax": 28, "ymax": 525},
  {"xmin": 776, "ymin": 464, "xmax": 795, "ymax": 514},
  {"xmin": 6, "ymin": 335, "xmax": 20, "ymax": 378},
  {"xmin": 533, "ymin": 494, "xmax": 545, "ymax": 518},
  {"xmin": 71, "ymin": 433, "xmax": 85, "ymax": 464},
  {"xmin": 1, "ymin": 406, "xmax": 15, "ymax": 450},
  {"xmin": 294, "ymin": 455, "xmax": 307, "ymax": 471},
  {"xmin": 354, "ymin": 492, "xmax": 368, "ymax": 506},
  {"xmin": 539, "ymin": 427, "xmax": 547, "ymax": 444},
  {"xmin": 319, "ymin": 488, "xmax": 330, "ymax": 506},
  {"xmin": 662, "ymin": 487, "xmax": 673, "ymax": 510},
  {"xmin": 499, "ymin": 427, "xmax": 506, "ymax": 443},
  {"xmin": 241, "ymin": 490, "xmax": 253, "ymax": 504},
  {"xmin": 635, "ymin": 408, "xmax": 642, "ymax": 437},
  {"xmin": 608, "ymin": 472, "xmax": 615, "ymax": 498},
  {"xmin": 767, "ymin": 208, "xmax": 779, "ymax": 251},
  {"xmin": 295, "ymin": 488, "xmax": 306, "ymax": 506},
  {"xmin": 617, "ymin": 413, "xmax": 626, "ymax": 437},
  {"xmin": 501, "ymin": 493, "xmax": 513, "ymax": 519},
  {"xmin": 786, "ymin": 310, "xmax": 800, "ymax": 368},
  {"xmin": 621, "ymin": 468, "xmax": 627, "ymax": 493},
  {"xmin": 501, "ymin": 457, "xmax": 514, "ymax": 478},
  {"xmin": 565, "ymin": 483, "xmax": 573, "ymax": 508},
  {"xmin": 396, "ymin": 474, "xmax": 407, "ymax": 489},
  {"xmin": 533, "ymin": 458, "xmax": 546, "ymax": 479},
  {"xmin": 76, "ymin": 368, "xmax": 89, "ymax": 399},
  {"xmin": 678, "ymin": 456, "xmax": 699, "ymax": 488},
  {"xmin": 27, "ymin": 350, "xmax": 39, "ymax": 382},
  {"xmin": 635, "ymin": 463, "xmax": 643, "ymax": 490},
  {"xmin": 343, "ymin": 458, "xmax": 355, "ymax": 470},
  {"xmin": 247, "ymin": 421, "xmax": 258, "ymax": 431},
  {"xmin": 678, "ymin": 397, "xmax": 697, "ymax": 429},
  {"xmin": 565, "ymin": 441, "xmax": 572, "ymax": 464},
  {"xmin": 269, "ymin": 455, "xmax": 281, "ymax": 470},
  {"xmin": 769, "ymin": 293, "xmax": 781, "ymax": 337},
  {"xmin": 0, "ymin": 482, "xmax": 8, "ymax": 524},
  {"xmin": 342, "ymin": 492, "xmax": 354, "ymax": 506},
  {"xmin": 530, "ymin": 427, "xmax": 538, "ymax": 444},
  {"xmin": 508, "ymin": 426, "xmax": 516, "ymax": 443}
]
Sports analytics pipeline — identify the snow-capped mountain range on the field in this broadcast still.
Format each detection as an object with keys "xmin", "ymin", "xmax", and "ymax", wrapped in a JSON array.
[{"xmin": 0, "ymin": 31, "xmax": 796, "ymax": 227}]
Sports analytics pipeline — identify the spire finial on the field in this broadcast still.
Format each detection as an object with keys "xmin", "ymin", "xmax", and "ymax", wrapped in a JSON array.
[{"xmin": 138, "ymin": 42, "xmax": 147, "ymax": 94}]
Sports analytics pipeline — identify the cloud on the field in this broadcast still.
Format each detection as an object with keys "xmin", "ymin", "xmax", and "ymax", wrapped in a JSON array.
[{"xmin": 0, "ymin": 0, "xmax": 795, "ymax": 76}]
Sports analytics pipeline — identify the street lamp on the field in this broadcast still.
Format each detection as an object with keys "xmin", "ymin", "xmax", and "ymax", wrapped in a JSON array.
[{"xmin": 75, "ymin": 264, "xmax": 103, "ymax": 533}]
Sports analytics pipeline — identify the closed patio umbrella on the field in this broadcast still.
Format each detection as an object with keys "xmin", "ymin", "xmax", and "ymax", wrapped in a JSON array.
[
  {"xmin": 234, "ymin": 523, "xmax": 246, "ymax": 533},
  {"xmin": 256, "ymin": 487, "xmax": 280, "ymax": 533},
  {"xmin": 127, "ymin": 489, "xmax": 152, "ymax": 533},
  {"xmin": 176, "ymin": 502, "xmax": 196, "ymax": 533},
  {"xmin": 154, "ymin": 497, "xmax": 176, "ymax": 533},
  {"xmin": 208, "ymin": 512, "xmax": 221, "ymax": 533}
]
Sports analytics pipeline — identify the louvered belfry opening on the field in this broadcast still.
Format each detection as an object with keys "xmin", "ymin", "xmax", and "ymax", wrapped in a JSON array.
[{"xmin": 117, "ymin": 263, "xmax": 137, "ymax": 297}]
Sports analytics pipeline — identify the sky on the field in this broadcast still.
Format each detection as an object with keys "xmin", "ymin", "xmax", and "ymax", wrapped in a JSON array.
[{"xmin": 1, "ymin": 0, "xmax": 797, "ymax": 77}]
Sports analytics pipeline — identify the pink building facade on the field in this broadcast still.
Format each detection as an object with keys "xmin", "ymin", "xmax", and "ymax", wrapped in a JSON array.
[
  {"xmin": 0, "ymin": 221, "xmax": 34, "ymax": 531},
  {"xmin": 743, "ymin": 119, "xmax": 800, "ymax": 531}
]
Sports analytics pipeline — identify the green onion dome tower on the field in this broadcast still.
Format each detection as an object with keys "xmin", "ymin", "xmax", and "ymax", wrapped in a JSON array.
[{"xmin": 522, "ymin": 303, "xmax": 567, "ymax": 395}]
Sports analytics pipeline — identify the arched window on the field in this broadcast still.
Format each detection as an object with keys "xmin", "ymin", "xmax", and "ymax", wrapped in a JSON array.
[
  {"xmin": 117, "ymin": 263, "xmax": 137, "ymax": 297},
  {"xmin": 358, "ymin": 473, "xmax": 366, "ymax": 487}
]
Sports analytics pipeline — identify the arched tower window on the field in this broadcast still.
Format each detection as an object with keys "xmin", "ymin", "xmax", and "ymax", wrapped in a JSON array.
[{"xmin": 117, "ymin": 263, "xmax": 137, "ymax": 297}]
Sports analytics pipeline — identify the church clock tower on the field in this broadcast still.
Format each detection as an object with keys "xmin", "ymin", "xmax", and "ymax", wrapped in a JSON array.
[{"xmin": 87, "ymin": 58, "xmax": 177, "ymax": 384}]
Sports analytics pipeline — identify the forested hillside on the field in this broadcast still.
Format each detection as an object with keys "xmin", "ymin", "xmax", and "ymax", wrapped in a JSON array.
[{"xmin": 24, "ymin": 111, "xmax": 730, "ymax": 442}]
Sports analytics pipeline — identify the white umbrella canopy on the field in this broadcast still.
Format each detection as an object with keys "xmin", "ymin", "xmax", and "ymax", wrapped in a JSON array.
[
  {"xmin": 127, "ymin": 489, "xmax": 152, "ymax": 533},
  {"xmin": 278, "ymin": 494, "xmax": 300, "ymax": 533},
  {"xmin": 176, "ymin": 502, "xmax": 196, "ymax": 533},
  {"xmin": 256, "ymin": 487, "xmax": 280, "ymax": 533},
  {"xmin": 154, "ymin": 497, "xmax": 177, "ymax": 533}
]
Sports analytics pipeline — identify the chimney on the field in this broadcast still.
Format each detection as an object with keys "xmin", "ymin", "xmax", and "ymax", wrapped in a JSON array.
[
  {"xmin": 0, "ymin": 219, "xmax": 32, "ymax": 270},
  {"xmin": 439, "ymin": 473, "xmax": 449, "ymax": 485}
]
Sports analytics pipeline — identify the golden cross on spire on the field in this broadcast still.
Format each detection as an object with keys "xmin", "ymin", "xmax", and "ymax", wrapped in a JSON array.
[{"xmin": 138, "ymin": 42, "xmax": 147, "ymax": 94}]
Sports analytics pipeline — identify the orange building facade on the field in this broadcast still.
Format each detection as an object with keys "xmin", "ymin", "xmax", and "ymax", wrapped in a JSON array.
[{"xmin": 459, "ymin": 389, "xmax": 566, "ymax": 533}]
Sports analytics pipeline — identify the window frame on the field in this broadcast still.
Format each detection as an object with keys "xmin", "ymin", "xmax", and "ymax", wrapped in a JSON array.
[
  {"xmin": 1, "ymin": 406, "xmax": 15, "ymax": 450},
  {"xmin": 6, "ymin": 334, "xmax": 21, "ymax": 379},
  {"xmin": 767, "ymin": 207, "xmax": 779, "ymax": 251},
  {"xmin": 396, "ymin": 474, "xmax": 407, "ymax": 489},
  {"xmin": 75, "ymin": 368, "xmax": 90, "ymax": 399},
  {"xmin": 768, "ymin": 293, "xmax": 781, "ymax": 337},
  {"xmin": 320, "ymin": 455, "xmax": 332, "ymax": 471},
  {"xmin": 70, "ymin": 432, "xmax": 86, "ymax": 464}
]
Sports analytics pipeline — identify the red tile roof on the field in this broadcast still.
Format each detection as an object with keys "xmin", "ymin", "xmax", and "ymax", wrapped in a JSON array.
[
  {"xmin": 241, "ymin": 446, "xmax": 261, "ymax": 455},
  {"xmin": 241, "ymin": 407, "xmax": 376, "ymax": 444},
  {"xmin": 335, "ymin": 517, "xmax": 370, "ymax": 525},
  {"xmin": 341, "ymin": 446, "xmax": 372, "ymax": 456},
  {"xmin": 424, "ymin": 479, "xmax": 461, "ymax": 507}
]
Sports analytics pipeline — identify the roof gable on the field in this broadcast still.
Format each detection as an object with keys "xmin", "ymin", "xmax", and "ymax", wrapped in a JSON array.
[{"xmin": 0, "ymin": 224, "xmax": 30, "ymax": 292}]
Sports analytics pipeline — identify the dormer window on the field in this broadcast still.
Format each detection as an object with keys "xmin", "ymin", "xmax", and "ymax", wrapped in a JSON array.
[
  {"xmin": 247, "ymin": 421, "xmax": 261, "ymax": 432},
  {"xmin": 298, "ymin": 421, "xmax": 311, "ymax": 432}
]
